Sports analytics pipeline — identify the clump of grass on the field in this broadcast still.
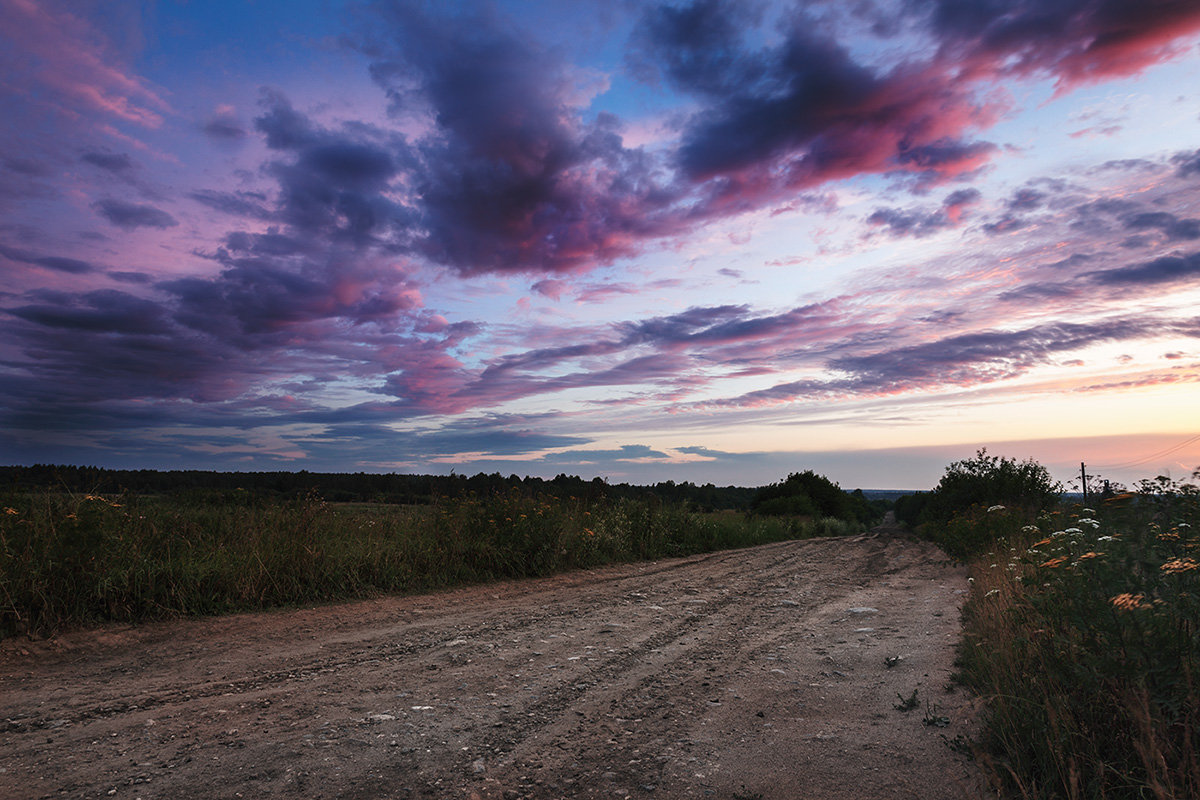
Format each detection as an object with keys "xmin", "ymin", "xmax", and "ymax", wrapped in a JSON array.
[
  {"xmin": 894, "ymin": 688, "xmax": 921, "ymax": 712},
  {"xmin": 957, "ymin": 473, "xmax": 1200, "ymax": 799},
  {"xmin": 0, "ymin": 489, "xmax": 853, "ymax": 638}
]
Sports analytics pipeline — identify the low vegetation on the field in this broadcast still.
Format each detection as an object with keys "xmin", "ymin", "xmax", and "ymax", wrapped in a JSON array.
[
  {"xmin": 8, "ymin": 456, "xmax": 1196, "ymax": 797},
  {"xmin": 912, "ymin": 453, "xmax": 1199, "ymax": 799},
  {"xmin": 0, "ymin": 484, "xmax": 861, "ymax": 638}
]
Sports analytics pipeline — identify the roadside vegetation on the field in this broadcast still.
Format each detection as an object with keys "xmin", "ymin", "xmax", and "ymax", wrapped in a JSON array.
[
  {"xmin": 11, "ymin": 456, "xmax": 1194, "ymax": 797},
  {"xmin": 0, "ymin": 470, "xmax": 872, "ymax": 638},
  {"xmin": 909, "ymin": 450, "xmax": 1199, "ymax": 799}
]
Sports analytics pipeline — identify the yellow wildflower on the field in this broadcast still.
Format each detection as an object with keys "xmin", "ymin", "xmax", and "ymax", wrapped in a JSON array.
[
  {"xmin": 3, "ymin": 507, "xmax": 17, "ymax": 515},
  {"xmin": 1040, "ymin": 556, "xmax": 1068, "ymax": 568},
  {"xmin": 1078, "ymin": 551, "xmax": 1102, "ymax": 560},
  {"xmin": 1031, "ymin": 538, "xmax": 1053, "ymax": 549}
]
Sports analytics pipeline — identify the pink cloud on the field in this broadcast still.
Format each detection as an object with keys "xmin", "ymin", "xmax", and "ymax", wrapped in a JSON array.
[{"xmin": 0, "ymin": 0, "xmax": 168, "ymax": 128}]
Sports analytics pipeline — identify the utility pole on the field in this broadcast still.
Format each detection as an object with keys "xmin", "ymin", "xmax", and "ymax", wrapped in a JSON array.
[{"xmin": 1080, "ymin": 462, "xmax": 1090, "ymax": 506}]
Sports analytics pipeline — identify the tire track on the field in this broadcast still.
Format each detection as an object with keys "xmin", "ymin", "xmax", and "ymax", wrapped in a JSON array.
[{"xmin": 0, "ymin": 534, "xmax": 983, "ymax": 800}]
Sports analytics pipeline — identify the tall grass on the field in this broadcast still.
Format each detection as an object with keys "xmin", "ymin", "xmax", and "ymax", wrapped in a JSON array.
[
  {"xmin": 957, "ymin": 475, "xmax": 1200, "ymax": 799},
  {"xmin": 0, "ymin": 489, "xmax": 854, "ymax": 638}
]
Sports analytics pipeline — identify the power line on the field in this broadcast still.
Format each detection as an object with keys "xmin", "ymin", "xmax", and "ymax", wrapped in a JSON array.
[{"xmin": 1091, "ymin": 432, "xmax": 1200, "ymax": 470}]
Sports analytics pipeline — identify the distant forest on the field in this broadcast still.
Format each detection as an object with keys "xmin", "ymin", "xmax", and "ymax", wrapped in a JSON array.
[{"xmin": 0, "ymin": 464, "xmax": 768, "ymax": 511}]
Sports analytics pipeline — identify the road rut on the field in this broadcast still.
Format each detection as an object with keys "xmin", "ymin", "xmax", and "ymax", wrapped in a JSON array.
[{"xmin": 1, "ymin": 529, "xmax": 987, "ymax": 799}]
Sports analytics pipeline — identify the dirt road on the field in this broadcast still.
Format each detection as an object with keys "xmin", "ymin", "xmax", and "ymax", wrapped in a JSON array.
[{"xmin": 1, "ymin": 529, "xmax": 986, "ymax": 800}]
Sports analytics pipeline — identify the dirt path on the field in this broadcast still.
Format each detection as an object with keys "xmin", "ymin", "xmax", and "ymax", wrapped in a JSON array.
[{"xmin": 1, "ymin": 527, "xmax": 987, "ymax": 800}]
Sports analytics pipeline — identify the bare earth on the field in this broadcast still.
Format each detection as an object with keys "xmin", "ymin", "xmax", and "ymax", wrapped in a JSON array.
[{"xmin": 1, "ymin": 526, "xmax": 989, "ymax": 800}]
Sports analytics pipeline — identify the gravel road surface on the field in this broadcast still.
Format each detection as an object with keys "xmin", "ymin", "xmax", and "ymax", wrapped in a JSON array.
[{"xmin": 1, "ymin": 528, "xmax": 987, "ymax": 799}]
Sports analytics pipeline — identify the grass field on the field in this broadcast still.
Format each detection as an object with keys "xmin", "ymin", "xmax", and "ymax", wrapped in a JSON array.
[{"xmin": 0, "ymin": 488, "xmax": 858, "ymax": 638}]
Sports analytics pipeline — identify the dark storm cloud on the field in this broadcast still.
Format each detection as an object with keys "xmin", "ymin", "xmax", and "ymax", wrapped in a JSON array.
[
  {"xmin": 93, "ymin": 198, "xmax": 178, "ymax": 229},
  {"xmin": 81, "ymin": 151, "xmax": 133, "ymax": 172}
]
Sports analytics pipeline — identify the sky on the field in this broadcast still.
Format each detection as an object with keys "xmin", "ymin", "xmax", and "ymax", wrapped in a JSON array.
[{"xmin": 3, "ymin": 0, "xmax": 1200, "ymax": 491}]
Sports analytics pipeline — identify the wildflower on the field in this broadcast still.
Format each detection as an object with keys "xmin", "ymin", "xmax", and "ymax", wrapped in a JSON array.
[
  {"xmin": 1021, "ymin": 525, "xmax": 1040, "ymax": 533},
  {"xmin": 984, "ymin": 589, "xmax": 1000, "ymax": 598},
  {"xmin": 1161, "ymin": 558, "xmax": 1198, "ymax": 574},
  {"xmin": 1157, "ymin": 531, "xmax": 1180, "ymax": 541},
  {"xmin": 1031, "ymin": 538, "xmax": 1053, "ymax": 549},
  {"xmin": 1040, "ymin": 556, "xmax": 1068, "ymax": 568},
  {"xmin": 1178, "ymin": 522, "xmax": 1192, "ymax": 529},
  {"xmin": 1081, "ymin": 508, "xmax": 1096, "ymax": 515},
  {"xmin": 1078, "ymin": 552, "xmax": 1103, "ymax": 560},
  {"xmin": 1064, "ymin": 527, "xmax": 1082, "ymax": 535},
  {"xmin": 987, "ymin": 505, "xmax": 1006, "ymax": 513},
  {"xmin": 1077, "ymin": 518, "xmax": 1100, "ymax": 528},
  {"xmin": 1111, "ymin": 593, "xmax": 1148, "ymax": 611},
  {"xmin": 3, "ymin": 507, "xmax": 17, "ymax": 515},
  {"xmin": 1097, "ymin": 535, "xmax": 1117, "ymax": 541}
]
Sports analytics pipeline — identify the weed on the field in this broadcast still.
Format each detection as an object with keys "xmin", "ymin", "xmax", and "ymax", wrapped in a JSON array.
[
  {"xmin": 894, "ymin": 688, "xmax": 920, "ymax": 712},
  {"xmin": 922, "ymin": 701, "xmax": 951, "ymax": 727}
]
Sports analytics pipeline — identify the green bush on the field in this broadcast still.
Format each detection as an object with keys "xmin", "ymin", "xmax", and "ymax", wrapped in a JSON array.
[
  {"xmin": 751, "ymin": 470, "xmax": 879, "ymax": 524},
  {"xmin": 920, "ymin": 449, "xmax": 1062, "ymax": 558}
]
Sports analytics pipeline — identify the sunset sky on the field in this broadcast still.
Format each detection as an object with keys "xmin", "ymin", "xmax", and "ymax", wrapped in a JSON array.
[{"xmin": 3, "ymin": 0, "xmax": 1200, "ymax": 490}]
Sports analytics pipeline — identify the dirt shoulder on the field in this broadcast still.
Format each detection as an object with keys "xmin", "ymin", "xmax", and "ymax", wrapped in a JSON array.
[{"xmin": 1, "ymin": 528, "xmax": 987, "ymax": 800}]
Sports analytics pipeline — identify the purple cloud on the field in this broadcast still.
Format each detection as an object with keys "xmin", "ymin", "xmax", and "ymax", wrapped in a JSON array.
[
  {"xmin": 867, "ymin": 188, "xmax": 981, "ymax": 238},
  {"xmin": 93, "ymin": 199, "xmax": 178, "ymax": 230},
  {"xmin": 81, "ymin": 151, "xmax": 133, "ymax": 172},
  {"xmin": 202, "ymin": 105, "xmax": 247, "ymax": 140},
  {"xmin": 0, "ymin": 244, "xmax": 96, "ymax": 274}
]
